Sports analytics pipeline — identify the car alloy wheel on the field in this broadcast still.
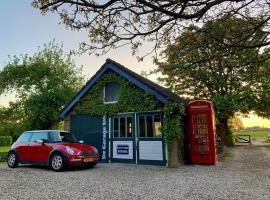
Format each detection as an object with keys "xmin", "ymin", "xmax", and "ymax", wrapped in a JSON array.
[
  {"xmin": 50, "ymin": 154, "xmax": 64, "ymax": 171},
  {"xmin": 7, "ymin": 152, "xmax": 18, "ymax": 168}
]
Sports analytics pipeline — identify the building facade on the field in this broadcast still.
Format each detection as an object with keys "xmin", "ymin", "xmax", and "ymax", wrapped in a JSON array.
[{"xmin": 60, "ymin": 59, "xmax": 187, "ymax": 165}]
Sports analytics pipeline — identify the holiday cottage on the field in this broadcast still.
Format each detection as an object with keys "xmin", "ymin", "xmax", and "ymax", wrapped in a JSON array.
[{"xmin": 60, "ymin": 59, "xmax": 189, "ymax": 166}]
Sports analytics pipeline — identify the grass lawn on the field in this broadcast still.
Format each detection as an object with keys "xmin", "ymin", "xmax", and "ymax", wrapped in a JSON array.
[{"xmin": 234, "ymin": 131, "xmax": 270, "ymax": 138}]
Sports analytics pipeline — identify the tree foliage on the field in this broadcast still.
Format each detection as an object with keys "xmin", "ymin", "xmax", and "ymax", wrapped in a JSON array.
[
  {"xmin": 228, "ymin": 115, "xmax": 244, "ymax": 132},
  {"xmin": 32, "ymin": 0, "xmax": 270, "ymax": 59},
  {"xmin": 0, "ymin": 42, "xmax": 84, "ymax": 133},
  {"xmin": 0, "ymin": 103, "xmax": 25, "ymax": 139},
  {"xmin": 156, "ymin": 16, "xmax": 270, "ymax": 140}
]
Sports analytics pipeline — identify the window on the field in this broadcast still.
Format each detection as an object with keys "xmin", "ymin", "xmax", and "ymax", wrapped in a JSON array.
[
  {"xmin": 154, "ymin": 116, "xmax": 162, "ymax": 137},
  {"xmin": 113, "ymin": 116, "xmax": 133, "ymax": 138},
  {"xmin": 120, "ymin": 117, "xmax": 125, "ymax": 137},
  {"xmin": 49, "ymin": 131, "xmax": 77, "ymax": 143},
  {"xmin": 126, "ymin": 117, "xmax": 132, "ymax": 138},
  {"xmin": 30, "ymin": 132, "xmax": 49, "ymax": 143},
  {"xmin": 16, "ymin": 132, "xmax": 32, "ymax": 142},
  {"xmin": 113, "ymin": 118, "xmax": 119, "ymax": 138},
  {"xmin": 139, "ymin": 117, "xmax": 146, "ymax": 137},
  {"xmin": 139, "ymin": 115, "xmax": 162, "ymax": 138},
  {"xmin": 104, "ymin": 82, "xmax": 120, "ymax": 103}
]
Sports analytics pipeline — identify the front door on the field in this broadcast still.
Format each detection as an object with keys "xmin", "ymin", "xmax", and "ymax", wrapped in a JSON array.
[
  {"xmin": 189, "ymin": 112, "xmax": 212, "ymax": 163},
  {"xmin": 110, "ymin": 112, "xmax": 167, "ymax": 165},
  {"xmin": 136, "ymin": 113, "xmax": 166, "ymax": 165},
  {"xmin": 111, "ymin": 114, "xmax": 136, "ymax": 163}
]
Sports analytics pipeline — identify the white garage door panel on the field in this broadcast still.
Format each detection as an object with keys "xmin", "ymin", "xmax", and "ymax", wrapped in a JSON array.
[
  {"xmin": 139, "ymin": 146, "xmax": 163, "ymax": 151},
  {"xmin": 113, "ymin": 141, "xmax": 133, "ymax": 159},
  {"xmin": 139, "ymin": 141, "xmax": 163, "ymax": 161}
]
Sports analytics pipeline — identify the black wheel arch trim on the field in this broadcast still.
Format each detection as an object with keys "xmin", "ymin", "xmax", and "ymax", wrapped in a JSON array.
[
  {"xmin": 48, "ymin": 149, "xmax": 67, "ymax": 165},
  {"xmin": 8, "ymin": 149, "xmax": 20, "ymax": 162}
]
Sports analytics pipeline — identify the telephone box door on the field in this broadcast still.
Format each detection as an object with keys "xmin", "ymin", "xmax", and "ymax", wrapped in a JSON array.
[{"xmin": 188, "ymin": 101, "xmax": 217, "ymax": 164}]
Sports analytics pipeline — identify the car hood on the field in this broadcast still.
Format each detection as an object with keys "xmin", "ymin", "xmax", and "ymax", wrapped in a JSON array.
[{"xmin": 58, "ymin": 143, "xmax": 95, "ymax": 152}]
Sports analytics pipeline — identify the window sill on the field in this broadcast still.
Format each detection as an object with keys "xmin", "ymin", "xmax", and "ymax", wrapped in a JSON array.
[{"xmin": 103, "ymin": 100, "xmax": 118, "ymax": 104}]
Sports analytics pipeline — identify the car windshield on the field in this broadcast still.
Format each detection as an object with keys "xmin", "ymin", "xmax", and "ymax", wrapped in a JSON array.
[{"xmin": 50, "ymin": 132, "xmax": 77, "ymax": 143}]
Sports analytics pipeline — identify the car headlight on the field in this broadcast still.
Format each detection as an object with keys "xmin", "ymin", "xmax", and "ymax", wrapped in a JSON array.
[
  {"xmin": 93, "ymin": 147, "xmax": 98, "ymax": 154},
  {"xmin": 66, "ymin": 146, "xmax": 74, "ymax": 155}
]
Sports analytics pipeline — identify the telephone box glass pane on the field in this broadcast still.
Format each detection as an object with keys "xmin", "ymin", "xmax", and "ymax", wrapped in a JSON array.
[{"xmin": 192, "ymin": 114, "xmax": 209, "ymax": 155}]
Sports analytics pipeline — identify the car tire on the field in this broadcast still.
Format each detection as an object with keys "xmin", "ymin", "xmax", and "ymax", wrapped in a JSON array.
[
  {"xmin": 7, "ymin": 151, "xmax": 19, "ymax": 168},
  {"xmin": 49, "ymin": 153, "xmax": 66, "ymax": 172}
]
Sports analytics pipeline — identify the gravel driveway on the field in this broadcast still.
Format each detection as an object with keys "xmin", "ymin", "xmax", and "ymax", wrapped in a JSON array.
[{"xmin": 0, "ymin": 146, "xmax": 270, "ymax": 200}]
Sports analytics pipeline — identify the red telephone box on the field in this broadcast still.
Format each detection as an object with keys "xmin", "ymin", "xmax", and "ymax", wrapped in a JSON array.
[{"xmin": 188, "ymin": 100, "xmax": 217, "ymax": 165}]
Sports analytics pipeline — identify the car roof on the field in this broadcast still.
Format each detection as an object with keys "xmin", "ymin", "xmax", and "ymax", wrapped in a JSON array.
[{"xmin": 25, "ymin": 130, "xmax": 69, "ymax": 133}]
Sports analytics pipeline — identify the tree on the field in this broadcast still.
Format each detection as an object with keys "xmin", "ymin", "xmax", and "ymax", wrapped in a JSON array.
[
  {"xmin": 0, "ymin": 42, "xmax": 84, "ymax": 133},
  {"xmin": 228, "ymin": 115, "xmax": 244, "ymax": 132},
  {"xmin": 155, "ymin": 16, "xmax": 270, "ymax": 145},
  {"xmin": 0, "ymin": 103, "xmax": 25, "ymax": 140},
  {"xmin": 32, "ymin": 0, "xmax": 270, "ymax": 59}
]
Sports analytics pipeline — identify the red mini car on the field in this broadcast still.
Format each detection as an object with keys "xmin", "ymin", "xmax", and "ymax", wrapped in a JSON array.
[{"xmin": 7, "ymin": 130, "xmax": 99, "ymax": 171}]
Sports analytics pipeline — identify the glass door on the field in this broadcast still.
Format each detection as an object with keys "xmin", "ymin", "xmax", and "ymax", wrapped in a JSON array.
[
  {"xmin": 136, "ymin": 112, "xmax": 166, "ymax": 165},
  {"xmin": 110, "ymin": 114, "xmax": 136, "ymax": 163}
]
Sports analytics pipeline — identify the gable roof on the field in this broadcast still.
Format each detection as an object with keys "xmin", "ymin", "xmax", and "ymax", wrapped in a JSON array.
[{"xmin": 60, "ymin": 59, "xmax": 186, "ymax": 117}]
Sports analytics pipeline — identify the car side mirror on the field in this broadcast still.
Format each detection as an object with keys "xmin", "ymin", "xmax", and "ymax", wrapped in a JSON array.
[
  {"xmin": 36, "ymin": 139, "xmax": 44, "ymax": 144},
  {"xmin": 79, "ymin": 140, "xmax": 84, "ymax": 144}
]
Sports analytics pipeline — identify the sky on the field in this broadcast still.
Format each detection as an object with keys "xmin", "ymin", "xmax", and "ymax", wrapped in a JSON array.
[
  {"xmin": 0, "ymin": 1, "xmax": 270, "ymax": 128},
  {"xmin": 0, "ymin": 1, "xmax": 156, "ymax": 105}
]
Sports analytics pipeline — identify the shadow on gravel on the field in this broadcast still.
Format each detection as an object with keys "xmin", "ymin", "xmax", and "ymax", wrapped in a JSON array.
[{"xmin": 17, "ymin": 164, "xmax": 97, "ymax": 172}]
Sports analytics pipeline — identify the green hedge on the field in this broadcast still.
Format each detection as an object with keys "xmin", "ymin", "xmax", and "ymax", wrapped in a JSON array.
[
  {"xmin": 0, "ymin": 152, "xmax": 8, "ymax": 162},
  {"xmin": 0, "ymin": 136, "xmax": 12, "ymax": 146}
]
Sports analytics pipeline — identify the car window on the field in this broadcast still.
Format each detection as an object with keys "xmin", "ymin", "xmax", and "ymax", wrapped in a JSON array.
[
  {"xmin": 30, "ymin": 132, "xmax": 49, "ymax": 143},
  {"xmin": 49, "ymin": 131, "xmax": 77, "ymax": 143},
  {"xmin": 16, "ymin": 132, "xmax": 32, "ymax": 142}
]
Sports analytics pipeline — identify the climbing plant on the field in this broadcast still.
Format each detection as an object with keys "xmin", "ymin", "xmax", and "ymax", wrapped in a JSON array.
[
  {"xmin": 74, "ymin": 72, "xmax": 162, "ymax": 115},
  {"xmin": 162, "ymin": 102, "xmax": 185, "ymax": 151},
  {"xmin": 73, "ymin": 72, "xmax": 185, "ymax": 166}
]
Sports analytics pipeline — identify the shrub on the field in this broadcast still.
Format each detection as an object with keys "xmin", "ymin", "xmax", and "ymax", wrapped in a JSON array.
[
  {"xmin": 0, "ymin": 136, "xmax": 12, "ymax": 146},
  {"xmin": 0, "ymin": 152, "xmax": 8, "ymax": 162}
]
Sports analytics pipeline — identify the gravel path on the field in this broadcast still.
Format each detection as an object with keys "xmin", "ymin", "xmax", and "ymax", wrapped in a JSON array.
[{"xmin": 0, "ymin": 146, "xmax": 270, "ymax": 200}]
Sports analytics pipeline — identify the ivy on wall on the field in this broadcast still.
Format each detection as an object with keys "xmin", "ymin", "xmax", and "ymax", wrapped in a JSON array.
[
  {"xmin": 74, "ymin": 71, "xmax": 162, "ymax": 115},
  {"xmin": 162, "ymin": 102, "xmax": 185, "ymax": 150},
  {"xmin": 73, "ymin": 71, "xmax": 185, "ymax": 153}
]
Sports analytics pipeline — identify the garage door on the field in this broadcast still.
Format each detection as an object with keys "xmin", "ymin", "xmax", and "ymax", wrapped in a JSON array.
[{"xmin": 70, "ymin": 115, "xmax": 109, "ymax": 163}]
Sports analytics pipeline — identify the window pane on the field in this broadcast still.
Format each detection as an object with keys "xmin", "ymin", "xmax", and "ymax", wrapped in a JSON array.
[
  {"xmin": 104, "ymin": 82, "xmax": 120, "ymax": 102},
  {"xmin": 126, "ymin": 117, "xmax": 133, "ymax": 137},
  {"xmin": 30, "ymin": 132, "xmax": 49, "ymax": 142},
  {"xmin": 146, "ymin": 116, "xmax": 154, "ymax": 137},
  {"xmin": 120, "ymin": 117, "xmax": 125, "ymax": 137},
  {"xmin": 113, "ymin": 118, "xmax": 119, "ymax": 138},
  {"xmin": 139, "ymin": 116, "xmax": 146, "ymax": 137},
  {"xmin": 17, "ymin": 132, "xmax": 32, "ymax": 142},
  {"xmin": 154, "ymin": 115, "xmax": 162, "ymax": 137},
  {"xmin": 49, "ymin": 132, "xmax": 76, "ymax": 143}
]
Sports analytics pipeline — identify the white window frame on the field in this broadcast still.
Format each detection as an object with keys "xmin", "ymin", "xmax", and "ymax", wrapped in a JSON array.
[
  {"xmin": 138, "ymin": 114, "xmax": 162, "ymax": 138},
  {"xmin": 103, "ymin": 82, "xmax": 119, "ymax": 104}
]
